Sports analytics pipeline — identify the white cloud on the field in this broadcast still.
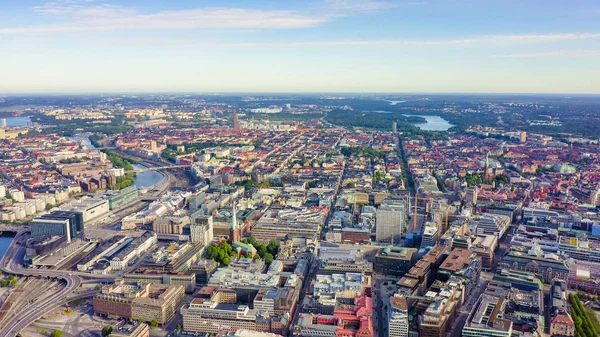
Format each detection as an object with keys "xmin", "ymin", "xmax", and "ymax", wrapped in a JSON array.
[
  {"xmin": 0, "ymin": 0, "xmax": 418, "ymax": 34},
  {"xmin": 323, "ymin": 0, "xmax": 414, "ymax": 13},
  {"xmin": 494, "ymin": 50, "xmax": 600, "ymax": 58},
  {"xmin": 0, "ymin": 7, "xmax": 325, "ymax": 33},
  {"xmin": 34, "ymin": 0, "xmax": 134, "ymax": 18},
  {"xmin": 108, "ymin": 33, "xmax": 600, "ymax": 48}
]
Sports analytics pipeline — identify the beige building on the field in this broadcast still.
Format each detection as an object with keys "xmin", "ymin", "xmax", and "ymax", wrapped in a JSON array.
[
  {"xmin": 111, "ymin": 321, "xmax": 150, "ymax": 337},
  {"xmin": 94, "ymin": 279, "xmax": 185, "ymax": 325},
  {"xmin": 549, "ymin": 315, "xmax": 575, "ymax": 336}
]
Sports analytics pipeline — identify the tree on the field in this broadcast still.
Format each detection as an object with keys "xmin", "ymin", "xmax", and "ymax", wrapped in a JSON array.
[
  {"xmin": 264, "ymin": 253, "xmax": 274, "ymax": 265},
  {"xmin": 266, "ymin": 239, "xmax": 280, "ymax": 256},
  {"xmin": 51, "ymin": 330, "xmax": 64, "ymax": 337},
  {"xmin": 222, "ymin": 256, "xmax": 231, "ymax": 266},
  {"xmin": 150, "ymin": 320, "xmax": 159, "ymax": 328},
  {"xmin": 257, "ymin": 245, "xmax": 268, "ymax": 257},
  {"xmin": 176, "ymin": 324, "xmax": 182, "ymax": 330},
  {"xmin": 101, "ymin": 326, "xmax": 113, "ymax": 337}
]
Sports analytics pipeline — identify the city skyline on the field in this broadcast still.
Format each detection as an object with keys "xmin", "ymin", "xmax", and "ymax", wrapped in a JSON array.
[{"xmin": 1, "ymin": 0, "xmax": 600, "ymax": 93}]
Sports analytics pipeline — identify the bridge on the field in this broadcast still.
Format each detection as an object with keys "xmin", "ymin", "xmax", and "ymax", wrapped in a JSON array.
[
  {"xmin": 0, "ymin": 225, "xmax": 29, "ymax": 233},
  {"xmin": 132, "ymin": 164, "xmax": 190, "ymax": 173}
]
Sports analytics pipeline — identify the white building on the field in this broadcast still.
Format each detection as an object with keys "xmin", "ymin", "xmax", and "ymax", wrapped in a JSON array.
[
  {"xmin": 376, "ymin": 204, "xmax": 407, "ymax": 243},
  {"xmin": 190, "ymin": 212, "xmax": 213, "ymax": 246},
  {"xmin": 388, "ymin": 295, "xmax": 409, "ymax": 337},
  {"xmin": 421, "ymin": 222, "xmax": 439, "ymax": 249},
  {"xmin": 9, "ymin": 189, "xmax": 25, "ymax": 202}
]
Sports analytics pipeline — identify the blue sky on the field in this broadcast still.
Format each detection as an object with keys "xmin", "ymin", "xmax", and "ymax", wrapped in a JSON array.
[{"xmin": 0, "ymin": 0, "xmax": 599, "ymax": 93}]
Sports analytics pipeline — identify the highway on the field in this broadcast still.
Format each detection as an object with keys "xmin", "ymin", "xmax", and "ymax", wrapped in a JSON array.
[{"xmin": 0, "ymin": 232, "xmax": 112, "ymax": 336}]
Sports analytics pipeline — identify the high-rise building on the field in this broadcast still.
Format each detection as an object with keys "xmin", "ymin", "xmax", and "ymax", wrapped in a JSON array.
[
  {"xmin": 233, "ymin": 112, "xmax": 241, "ymax": 130},
  {"xmin": 1, "ymin": 118, "xmax": 6, "ymax": 127},
  {"xmin": 388, "ymin": 296, "xmax": 409, "ymax": 337},
  {"xmin": 420, "ymin": 222, "xmax": 439, "ymax": 249},
  {"xmin": 376, "ymin": 197, "xmax": 408, "ymax": 244},
  {"xmin": 519, "ymin": 131, "xmax": 527, "ymax": 143},
  {"xmin": 392, "ymin": 122, "xmax": 397, "ymax": 133},
  {"xmin": 30, "ymin": 218, "xmax": 72, "ymax": 242},
  {"xmin": 465, "ymin": 187, "xmax": 478, "ymax": 205},
  {"xmin": 39, "ymin": 210, "xmax": 84, "ymax": 240},
  {"xmin": 190, "ymin": 212, "xmax": 214, "ymax": 246}
]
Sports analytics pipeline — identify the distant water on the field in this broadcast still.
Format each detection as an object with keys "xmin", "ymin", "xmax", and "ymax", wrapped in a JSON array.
[
  {"xmin": 404, "ymin": 114, "xmax": 454, "ymax": 131},
  {"xmin": 2, "ymin": 116, "xmax": 31, "ymax": 127},
  {"xmin": 68, "ymin": 136, "xmax": 95, "ymax": 149},
  {"xmin": 388, "ymin": 100, "xmax": 406, "ymax": 105},
  {"xmin": 132, "ymin": 163, "xmax": 165, "ymax": 188},
  {"xmin": 0, "ymin": 236, "xmax": 14, "ymax": 259}
]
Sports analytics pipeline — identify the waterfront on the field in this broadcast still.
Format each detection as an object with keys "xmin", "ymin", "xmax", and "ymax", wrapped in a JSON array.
[
  {"xmin": 2, "ymin": 116, "xmax": 31, "ymax": 127},
  {"xmin": 132, "ymin": 163, "xmax": 165, "ymax": 188},
  {"xmin": 404, "ymin": 114, "xmax": 454, "ymax": 131}
]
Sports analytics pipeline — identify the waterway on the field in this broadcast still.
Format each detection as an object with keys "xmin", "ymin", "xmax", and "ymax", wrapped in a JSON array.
[
  {"xmin": 2, "ymin": 115, "xmax": 32, "ymax": 127},
  {"xmin": 404, "ymin": 114, "xmax": 454, "ymax": 131},
  {"xmin": 387, "ymin": 100, "xmax": 406, "ymax": 105},
  {"xmin": 0, "ymin": 236, "xmax": 14, "ymax": 260},
  {"xmin": 132, "ymin": 163, "xmax": 165, "ymax": 188},
  {"xmin": 67, "ymin": 136, "xmax": 165, "ymax": 188}
]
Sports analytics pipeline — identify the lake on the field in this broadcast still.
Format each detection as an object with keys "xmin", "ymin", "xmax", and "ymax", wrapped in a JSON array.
[
  {"xmin": 2, "ymin": 115, "xmax": 31, "ymax": 127},
  {"xmin": 387, "ymin": 100, "xmax": 406, "ymax": 105},
  {"xmin": 132, "ymin": 163, "xmax": 165, "ymax": 188},
  {"xmin": 404, "ymin": 114, "xmax": 454, "ymax": 131}
]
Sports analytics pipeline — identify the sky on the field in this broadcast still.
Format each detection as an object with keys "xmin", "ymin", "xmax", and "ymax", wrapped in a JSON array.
[{"xmin": 0, "ymin": 0, "xmax": 599, "ymax": 94}]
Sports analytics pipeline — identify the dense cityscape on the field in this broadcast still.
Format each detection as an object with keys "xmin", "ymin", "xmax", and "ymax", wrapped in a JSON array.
[{"xmin": 0, "ymin": 93, "xmax": 597, "ymax": 337}]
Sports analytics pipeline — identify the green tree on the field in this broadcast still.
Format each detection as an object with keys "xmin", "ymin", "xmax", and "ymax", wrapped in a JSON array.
[
  {"xmin": 264, "ymin": 253, "xmax": 274, "ymax": 265},
  {"xmin": 150, "ymin": 320, "xmax": 159, "ymax": 328},
  {"xmin": 176, "ymin": 324, "xmax": 183, "ymax": 330},
  {"xmin": 51, "ymin": 330, "xmax": 64, "ymax": 337},
  {"xmin": 101, "ymin": 326, "xmax": 113, "ymax": 337}
]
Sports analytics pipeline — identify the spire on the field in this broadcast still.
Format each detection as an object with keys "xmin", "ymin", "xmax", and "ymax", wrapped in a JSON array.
[{"xmin": 231, "ymin": 203, "xmax": 238, "ymax": 229}]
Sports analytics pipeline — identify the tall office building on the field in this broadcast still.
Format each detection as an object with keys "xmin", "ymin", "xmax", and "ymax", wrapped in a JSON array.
[
  {"xmin": 233, "ymin": 112, "xmax": 241, "ymax": 130},
  {"xmin": 420, "ymin": 222, "xmax": 439, "ymax": 249},
  {"xmin": 1, "ymin": 118, "xmax": 6, "ymax": 127},
  {"xmin": 376, "ymin": 197, "xmax": 408, "ymax": 244},
  {"xmin": 39, "ymin": 210, "xmax": 84, "ymax": 240},
  {"xmin": 30, "ymin": 218, "xmax": 72, "ymax": 242},
  {"xmin": 190, "ymin": 211, "xmax": 214, "ymax": 246},
  {"xmin": 465, "ymin": 187, "xmax": 478, "ymax": 205},
  {"xmin": 392, "ymin": 122, "xmax": 397, "ymax": 133},
  {"xmin": 519, "ymin": 131, "xmax": 527, "ymax": 143}
]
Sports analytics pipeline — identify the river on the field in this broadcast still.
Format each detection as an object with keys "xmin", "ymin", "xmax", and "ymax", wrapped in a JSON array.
[
  {"xmin": 0, "ymin": 236, "xmax": 14, "ymax": 260},
  {"xmin": 404, "ymin": 114, "xmax": 454, "ymax": 131},
  {"xmin": 2, "ymin": 116, "xmax": 31, "ymax": 127},
  {"xmin": 67, "ymin": 136, "xmax": 165, "ymax": 188},
  {"xmin": 132, "ymin": 164, "xmax": 165, "ymax": 188}
]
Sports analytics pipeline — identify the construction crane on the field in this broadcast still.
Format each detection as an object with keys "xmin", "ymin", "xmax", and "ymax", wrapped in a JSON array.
[{"xmin": 431, "ymin": 208, "xmax": 471, "ymax": 243}]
